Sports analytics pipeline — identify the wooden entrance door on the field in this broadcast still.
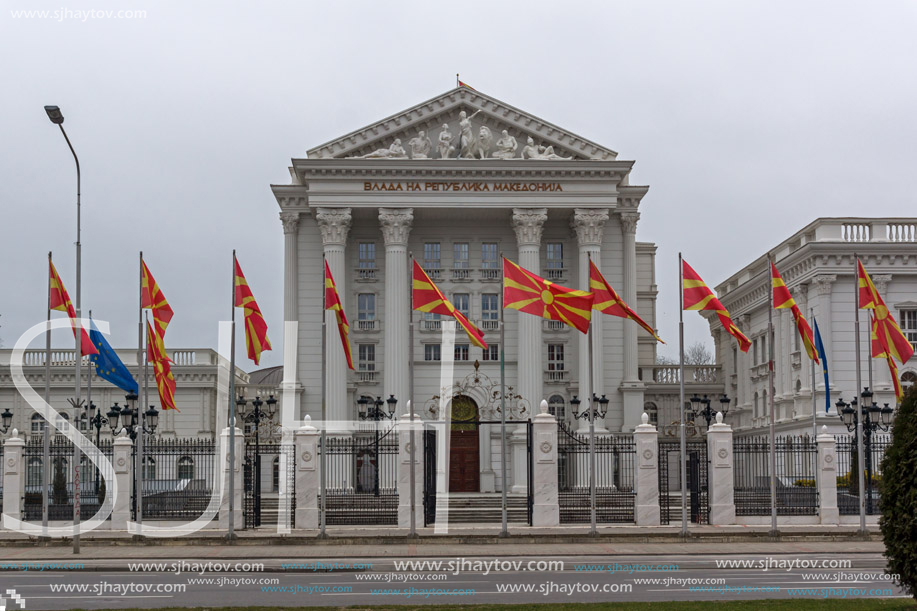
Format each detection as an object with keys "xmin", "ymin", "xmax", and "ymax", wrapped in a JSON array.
[{"xmin": 449, "ymin": 395, "xmax": 480, "ymax": 493}]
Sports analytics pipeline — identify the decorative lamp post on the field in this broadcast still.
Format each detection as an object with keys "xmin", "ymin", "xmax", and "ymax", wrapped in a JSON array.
[
  {"xmin": 572, "ymin": 393, "xmax": 610, "ymax": 536},
  {"xmin": 0, "ymin": 407, "xmax": 12, "ymax": 434},
  {"xmin": 836, "ymin": 387, "xmax": 894, "ymax": 515},
  {"xmin": 358, "ymin": 395, "xmax": 396, "ymax": 496},
  {"xmin": 238, "ymin": 394, "xmax": 278, "ymax": 527},
  {"xmin": 108, "ymin": 392, "xmax": 157, "ymax": 521}
]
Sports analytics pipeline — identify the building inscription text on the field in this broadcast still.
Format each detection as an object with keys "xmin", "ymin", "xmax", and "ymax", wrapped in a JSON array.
[{"xmin": 363, "ymin": 181, "xmax": 563, "ymax": 193}]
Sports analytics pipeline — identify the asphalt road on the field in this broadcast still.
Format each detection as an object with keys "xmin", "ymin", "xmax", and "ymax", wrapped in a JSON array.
[{"xmin": 0, "ymin": 552, "xmax": 906, "ymax": 608}]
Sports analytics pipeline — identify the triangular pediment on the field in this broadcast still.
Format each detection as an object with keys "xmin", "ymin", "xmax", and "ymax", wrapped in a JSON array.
[{"xmin": 306, "ymin": 87, "xmax": 618, "ymax": 161}]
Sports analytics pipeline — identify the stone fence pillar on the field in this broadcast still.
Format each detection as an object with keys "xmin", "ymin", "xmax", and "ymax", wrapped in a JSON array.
[
  {"xmin": 3, "ymin": 430, "xmax": 24, "ymax": 522},
  {"xmin": 397, "ymin": 407, "xmax": 424, "ymax": 529},
  {"xmin": 634, "ymin": 413, "xmax": 660, "ymax": 526},
  {"xmin": 817, "ymin": 426, "xmax": 839, "ymax": 525},
  {"xmin": 218, "ymin": 427, "xmax": 244, "ymax": 530},
  {"xmin": 532, "ymin": 400, "xmax": 559, "ymax": 527},
  {"xmin": 294, "ymin": 417, "xmax": 319, "ymax": 530},
  {"xmin": 111, "ymin": 432, "xmax": 133, "ymax": 530},
  {"xmin": 706, "ymin": 412, "xmax": 736, "ymax": 525}
]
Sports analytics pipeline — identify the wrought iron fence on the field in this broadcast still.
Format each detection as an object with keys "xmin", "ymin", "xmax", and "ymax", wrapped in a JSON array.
[
  {"xmin": 22, "ymin": 437, "xmax": 114, "ymax": 521},
  {"xmin": 321, "ymin": 429, "xmax": 398, "ymax": 525},
  {"xmin": 140, "ymin": 438, "xmax": 216, "ymax": 520},
  {"xmin": 244, "ymin": 442, "xmax": 295, "ymax": 528},
  {"xmin": 733, "ymin": 435, "xmax": 818, "ymax": 516},
  {"xmin": 557, "ymin": 423, "xmax": 636, "ymax": 523},
  {"xmin": 835, "ymin": 433, "xmax": 889, "ymax": 516},
  {"xmin": 658, "ymin": 440, "xmax": 708, "ymax": 524}
]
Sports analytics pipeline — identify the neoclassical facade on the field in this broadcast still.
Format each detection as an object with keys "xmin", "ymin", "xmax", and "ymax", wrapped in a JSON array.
[{"xmin": 272, "ymin": 87, "xmax": 661, "ymax": 490}]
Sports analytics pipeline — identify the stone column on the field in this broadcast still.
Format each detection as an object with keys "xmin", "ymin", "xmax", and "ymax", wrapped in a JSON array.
[
  {"xmin": 531, "ymin": 400, "xmax": 559, "ymax": 527},
  {"xmin": 572, "ymin": 209, "xmax": 609, "ymax": 433},
  {"xmin": 737, "ymin": 314, "xmax": 750, "ymax": 411},
  {"xmin": 379, "ymin": 209, "xmax": 414, "ymax": 412},
  {"xmin": 620, "ymin": 211, "xmax": 645, "ymax": 432},
  {"xmin": 706, "ymin": 413, "xmax": 736, "ymax": 525},
  {"xmin": 511, "ymin": 208, "xmax": 547, "ymax": 493},
  {"xmin": 814, "ymin": 275, "xmax": 836, "ymax": 404},
  {"xmin": 2, "ymin": 430, "xmax": 24, "ymax": 521},
  {"xmin": 316, "ymin": 208, "xmax": 353, "ymax": 429},
  {"xmin": 111, "ymin": 432, "xmax": 133, "ymax": 530},
  {"xmin": 633, "ymin": 413, "xmax": 661, "ymax": 526},
  {"xmin": 872, "ymin": 275, "xmax": 893, "ymax": 393},
  {"xmin": 280, "ymin": 211, "xmax": 303, "ymax": 419},
  {"xmin": 397, "ymin": 409, "xmax": 424, "ymax": 529},
  {"xmin": 816, "ymin": 426, "xmax": 839, "ymax": 524},
  {"xmin": 797, "ymin": 285, "xmax": 813, "ymax": 394},
  {"xmin": 218, "ymin": 426, "xmax": 244, "ymax": 530},
  {"xmin": 294, "ymin": 417, "xmax": 319, "ymax": 529}
]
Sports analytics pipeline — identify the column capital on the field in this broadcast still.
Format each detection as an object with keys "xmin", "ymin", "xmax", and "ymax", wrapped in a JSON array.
[
  {"xmin": 571, "ymin": 208, "xmax": 609, "ymax": 246},
  {"xmin": 315, "ymin": 208, "xmax": 352, "ymax": 246},
  {"xmin": 619, "ymin": 210, "xmax": 640, "ymax": 235},
  {"xmin": 512, "ymin": 208, "xmax": 548, "ymax": 247},
  {"xmin": 814, "ymin": 274, "xmax": 837, "ymax": 295},
  {"xmin": 279, "ymin": 211, "xmax": 301, "ymax": 235},
  {"xmin": 872, "ymin": 274, "xmax": 892, "ymax": 294},
  {"xmin": 379, "ymin": 208, "xmax": 414, "ymax": 246}
]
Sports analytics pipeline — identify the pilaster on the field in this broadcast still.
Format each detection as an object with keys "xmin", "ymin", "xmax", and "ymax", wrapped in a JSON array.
[
  {"xmin": 379, "ymin": 208, "xmax": 413, "ymax": 410},
  {"xmin": 280, "ymin": 211, "xmax": 303, "ymax": 420},
  {"xmin": 814, "ymin": 275, "xmax": 836, "ymax": 397}
]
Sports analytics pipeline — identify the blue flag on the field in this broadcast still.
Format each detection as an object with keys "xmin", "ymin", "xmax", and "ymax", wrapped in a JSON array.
[
  {"xmin": 813, "ymin": 318, "xmax": 830, "ymax": 412},
  {"xmin": 89, "ymin": 318, "xmax": 138, "ymax": 393}
]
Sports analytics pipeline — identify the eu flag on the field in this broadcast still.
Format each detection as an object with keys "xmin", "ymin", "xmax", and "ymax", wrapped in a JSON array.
[
  {"xmin": 89, "ymin": 318, "xmax": 138, "ymax": 393},
  {"xmin": 813, "ymin": 318, "xmax": 830, "ymax": 412}
]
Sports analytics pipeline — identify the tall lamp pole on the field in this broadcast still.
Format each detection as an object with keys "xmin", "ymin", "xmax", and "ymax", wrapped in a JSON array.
[{"xmin": 44, "ymin": 105, "xmax": 82, "ymax": 555}]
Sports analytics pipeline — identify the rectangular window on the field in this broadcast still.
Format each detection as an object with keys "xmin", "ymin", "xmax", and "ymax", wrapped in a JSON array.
[
  {"xmin": 481, "ymin": 243, "xmax": 498, "ymax": 269},
  {"xmin": 482, "ymin": 294, "xmax": 499, "ymax": 320},
  {"xmin": 546, "ymin": 242, "xmax": 564, "ymax": 270},
  {"xmin": 482, "ymin": 344, "xmax": 499, "ymax": 361},
  {"xmin": 424, "ymin": 242, "xmax": 441, "ymax": 269},
  {"xmin": 901, "ymin": 309, "xmax": 917, "ymax": 351},
  {"xmin": 548, "ymin": 344, "xmax": 565, "ymax": 371},
  {"xmin": 453, "ymin": 293, "xmax": 470, "ymax": 318},
  {"xmin": 424, "ymin": 344, "xmax": 441, "ymax": 361},
  {"xmin": 357, "ymin": 294, "xmax": 375, "ymax": 320},
  {"xmin": 753, "ymin": 338, "xmax": 758, "ymax": 366},
  {"xmin": 453, "ymin": 243, "xmax": 469, "ymax": 269},
  {"xmin": 454, "ymin": 344, "xmax": 469, "ymax": 361},
  {"xmin": 358, "ymin": 344, "xmax": 375, "ymax": 371},
  {"xmin": 358, "ymin": 242, "xmax": 375, "ymax": 269},
  {"xmin": 761, "ymin": 335, "xmax": 767, "ymax": 363}
]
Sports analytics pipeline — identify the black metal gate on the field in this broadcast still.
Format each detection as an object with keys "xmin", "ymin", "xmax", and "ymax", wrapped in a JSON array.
[
  {"xmin": 244, "ymin": 442, "xmax": 295, "ymax": 528},
  {"xmin": 321, "ymin": 428, "xmax": 398, "ymax": 525},
  {"xmin": 659, "ymin": 440, "xmax": 708, "ymax": 525},
  {"xmin": 423, "ymin": 429, "xmax": 437, "ymax": 526}
]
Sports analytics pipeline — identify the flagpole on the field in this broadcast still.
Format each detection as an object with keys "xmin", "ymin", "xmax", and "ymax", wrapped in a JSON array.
[
  {"xmin": 408, "ymin": 253, "xmax": 417, "ymax": 538},
  {"xmin": 43, "ymin": 252, "xmax": 52, "ymax": 537},
  {"xmin": 499, "ymin": 255, "xmax": 508, "ymax": 538},
  {"xmin": 811, "ymin": 308, "xmax": 818, "ymax": 442},
  {"xmin": 319, "ymin": 253, "xmax": 327, "ymax": 539},
  {"xmin": 678, "ymin": 253, "xmax": 687, "ymax": 537},
  {"xmin": 853, "ymin": 255, "xmax": 866, "ymax": 535},
  {"xmin": 137, "ymin": 313, "xmax": 149, "ymax": 535},
  {"xmin": 227, "ymin": 251, "xmax": 237, "ymax": 540},
  {"xmin": 87, "ymin": 311, "xmax": 93, "ymax": 505},
  {"xmin": 587, "ymin": 252, "xmax": 596, "ymax": 536},
  {"xmin": 136, "ymin": 252, "xmax": 143, "ymax": 531},
  {"xmin": 767, "ymin": 254, "xmax": 777, "ymax": 537}
]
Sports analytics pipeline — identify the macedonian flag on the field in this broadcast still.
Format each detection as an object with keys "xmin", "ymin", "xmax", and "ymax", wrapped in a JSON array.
[
  {"xmin": 872, "ymin": 313, "xmax": 905, "ymax": 402},
  {"xmin": 503, "ymin": 258, "xmax": 594, "ymax": 334},
  {"xmin": 48, "ymin": 256, "xmax": 98, "ymax": 356},
  {"xmin": 234, "ymin": 255, "xmax": 272, "ymax": 365},
  {"xmin": 324, "ymin": 261, "xmax": 354, "ymax": 370},
  {"xmin": 412, "ymin": 260, "xmax": 487, "ymax": 349},
  {"xmin": 771, "ymin": 262, "xmax": 818, "ymax": 364},
  {"xmin": 146, "ymin": 320, "xmax": 178, "ymax": 411},
  {"xmin": 682, "ymin": 259, "xmax": 751, "ymax": 352},
  {"xmin": 141, "ymin": 258, "xmax": 174, "ymax": 338},
  {"xmin": 589, "ymin": 260, "xmax": 663, "ymax": 343},
  {"xmin": 858, "ymin": 259, "xmax": 913, "ymax": 364}
]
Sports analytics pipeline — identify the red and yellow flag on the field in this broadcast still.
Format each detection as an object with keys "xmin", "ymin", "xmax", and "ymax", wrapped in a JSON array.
[
  {"xmin": 682, "ymin": 260, "xmax": 751, "ymax": 352},
  {"xmin": 146, "ymin": 320, "xmax": 178, "ymax": 411},
  {"xmin": 872, "ymin": 314, "xmax": 904, "ymax": 402},
  {"xmin": 412, "ymin": 260, "xmax": 487, "ymax": 349},
  {"xmin": 589, "ymin": 260, "xmax": 663, "ymax": 343},
  {"xmin": 141, "ymin": 259, "xmax": 174, "ymax": 338},
  {"xmin": 48, "ymin": 258, "xmax": 98, "ymax": 356},
  {"xmin": 503, "ymin": 258, "xmax": 594, "ymax": 334},
  {"xmin": 771, "ymin": 262, "xmax": 819, "ymax": 364},
  {"xmin": 234, "ymin": 256, "xmax": 272, "ymax": 365},
  {"xmin": 858, "ymin": 259, "xmax": 913, "ymax": 364},
  {"xmin": 324, "ymin": 261, "xmax": 354, "ymax": 370}
]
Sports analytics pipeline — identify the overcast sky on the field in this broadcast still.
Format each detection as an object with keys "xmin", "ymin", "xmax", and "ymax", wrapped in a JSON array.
[{"xmin": 2, "ymin": 0, "xmax": 916, "ymax": 370}]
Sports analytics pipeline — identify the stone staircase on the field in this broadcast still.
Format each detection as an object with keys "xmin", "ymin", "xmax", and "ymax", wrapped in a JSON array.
[{"xmin": 437, "ymin": 493, "xmax": 529, "ymax": 524}]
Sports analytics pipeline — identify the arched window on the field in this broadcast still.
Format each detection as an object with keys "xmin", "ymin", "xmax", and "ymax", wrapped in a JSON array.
[
  {"xmin": 27, "ymin": 457, "xmax": 42, "ymax": 487},
  {"xmin": 31, "ymin": 414, "xmax": 44, "ymax": 435},
  {"xmin": 902, "ymin": 371, "xmax": 917, "ymax": 391},
  {"xmin": 142, "ymin": 457, "xmax": 156, "ymax": 480},
  {"xmin": 177, "ymin": 456, "xmax": 194, "ymax": 480},
  {"xmin": 753, "ymin": 392, "xmax": 759, "ymax": 419},
  {"xmin": 644, "ymin": 402, "xmax": 659, "ymax": 426},
  {"xmin": 548, "ymin": 395, "xmax": 565, "ymax": 421},
  {"xmin": 795, "ymin": 379, "xmax": 802, "ymax": 394}
]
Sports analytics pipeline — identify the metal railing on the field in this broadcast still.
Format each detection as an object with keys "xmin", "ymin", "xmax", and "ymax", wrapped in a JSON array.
[
  {"xmin": 835, "ymin": 433, "xmax": 889, "ymax": 516},
  {"xmin": 355, "ymin": 319, "xmax": 379, "ymax": 332},
  {"xmin": 733, "ymin": 435, "xmax": 818, "ymax": 516},
  {"xmin": 321, "ymin": 430, "xmax": 398, "ymax": 525},
  {"xmin": 140, "ymin": 438, "xmax": 217, "ymax": 520},
  {"xmin": 640, "ymin": 365, "xmax": 721, "ymax": 384},
  {"xmin": 22, "ymin": 437, "xmax": 114, "ymax": 521}
]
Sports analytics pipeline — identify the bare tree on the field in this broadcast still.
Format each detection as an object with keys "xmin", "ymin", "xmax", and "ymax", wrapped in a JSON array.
[
  {"xmin": 655, "ymin": 353, "xmax": 677, "ymax": 365},
  {"xmin": 684, "ymin": 341, "xmax": 714, "ymax": 365}
]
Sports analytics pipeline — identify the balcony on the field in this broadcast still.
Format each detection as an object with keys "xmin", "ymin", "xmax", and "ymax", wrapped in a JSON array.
[
  {"xmin": 479, "ymin": 268, "xmax": 500, "ymax": 281},
  {"xmin": 423, "ymin": 266, "xmax": 442, "ymax": 280},
  {"xmin": 357, "ymin": 370, "xmax": 378, "ymax": 383},
  {"xmin": 354, "ymin": 319, "xmax": 380, "ymax": 332},
  {"xmin": 421, "ymin": 319, "xmax": 442, "ymax": 332},
  {"xmin": 355, "ymin": 267, "xmax": 377, "ymax": 281},
  {"xmin": 545, "ymin": 267, "xmax": 566, "ymax": 281},
  {"xmin": 543, "ymin": 320, "xmax": 568, "ymax": 332},
  {"xmin": 638, "ymin": 365, "xmax": 722, "ymax": 385},
  {"xmin": 545, "ymin": 369, "xmax": 568, "ymax": 383},
  {"xmin": 451, "ymin": 268, "xmax": 471, "ymax": 281},
  {"xmin": 480, "ymin": 319, "xmax": 500, "ymax": 332}
]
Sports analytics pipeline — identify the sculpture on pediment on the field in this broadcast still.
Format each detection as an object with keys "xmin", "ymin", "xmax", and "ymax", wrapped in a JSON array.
[
  {"xmin": 408, "ymin": 130, "xmax": 432, "ymax": 159},
  {"xmin": 492, "ymin": 129, "xmax": 518, "ymax": 159},
  {"xmin": 437, "ymin": 124, "xmax": 456, "ymax": 159},
  {"xmin": 520, "ymin": 136, "xmax": 573, "ymax": 160},
  {"xmin": 458, "ymin": 109, "xmax": 486, "ymax": 158},
  {"xmin": 350, "ymin": 139, "xmax": 408, "ymax": 159}
]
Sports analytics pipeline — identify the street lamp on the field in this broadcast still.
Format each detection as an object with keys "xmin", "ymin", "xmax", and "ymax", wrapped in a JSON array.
[
  {"xmin": 835, "ymin": 387, "xmax": 895, "ymax": 515},
  {"xmin": 358, "ymin": 395, "xmax": 396, "ymax": 496},
  {"xmin": 0, "ymin": 407, "xmax": 12, "ymax": 434},
  {"xmin": 238, "ymin": 394, "xmax": 278, "ymax": 527},
  {"xmin": 571, "ymin": 393, "xmax": 609, "ymax": 536}
]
